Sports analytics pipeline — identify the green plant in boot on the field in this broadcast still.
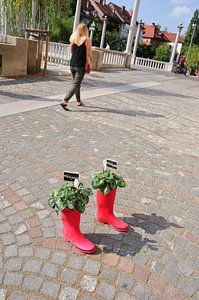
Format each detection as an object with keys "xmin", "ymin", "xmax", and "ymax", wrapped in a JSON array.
[
  {"xmin": 91, "ymin": 169, "xmax": 126, "ymax": 195},
  {"xmin": 48, "ymin": 182, "xmax": 93, "ymax": 213}
]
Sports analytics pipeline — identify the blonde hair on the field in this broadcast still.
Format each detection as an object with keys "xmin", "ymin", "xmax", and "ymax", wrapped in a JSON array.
[{"xmin": 70, "ymin": 23, "xmax": 89, "ymax": 44}]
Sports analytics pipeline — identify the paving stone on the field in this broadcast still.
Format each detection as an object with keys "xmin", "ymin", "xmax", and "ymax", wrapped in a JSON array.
[
  {"xmin": 5, "ymin": 258, "xmax": 22, "ymax": 271},
  {"xmin": 8, "ymin": 292, "xmax": 28, "ymax": 300},
  {"xmin": 101, "ymin": 266, "xmax": 117, "ymax": 281},
  {"xmin": 59, "ymin": 287, "xmax": 79, "ymax": 300},
  {"xmin": 115, "ymin": 292, "xmax": 135, "ymax": 300},
  {"xmin": 15, "ymin": 224, "xmax": 27, "ymax": 235},
  {"xmin": 80, "ymin": 275, "xmax": 97, "ymax": 292},
  {"xmin": 4, "ymin": 244, "xmax": 18, "ymax": 257},
  {"xmin": 180, "ymin": 279, "xmax": 198, "ymax": 297},
  {"xmin": 41, "ymin": 281, "xmax": 60, "ymax": 299},
  {"xmin": 42, "ymin": 226, "xmax": 55, "ymax": 237},
  {"xmin": 80, "ymin": 296, "xmax": 97, "ymax": 300},
  {"xmin": 18, "ymin": 246, "xmax": 33, "ymax": 257},
  {"xmin": 68, "ymin": 255, "xmax": 85, "ymax": 270},
  {"xmin": 22, "ymin": 275, "xmax": 43, "ymax": 291},
  {"xmin": 8, "ymin": 214, "xmax": 23, "ymax": 224},
  {"xmin": 83, "ymin": 259, "xmax": 101, "ymax": 275},
  {"xmin": 0, "ymin": 258, "xmax": 3, "ymax": 269},
  {"xmin": 134, "ymin": 252, "xmax": 149, "ymax": 265},
  {"xmin": 41, "ymin": 262, "xmax": 59, "ymax": 277},
  {"xmin": 16, "ymin": 235, "xmax": 31, "ymax": 246},
  {"xmin": 97, "ymin": 283, "xmax": 116, "ymax": 300},
  {"xmin": 186, "ymin": 244, "xmax": 199, "ymax": 257},
  {"xmin": 3, "ymin": 207, "xmax": 16, "ymax": 216},
  {"xmin": 178, "ymin": 261, "xmax": 194, "ymax": 277},
  {"xmin": 163, "ymin": 269, "xmax": 179, "ymax": 285},
  {"xmin": 134, "ymin": 283, "xmax": 151, "ymax": 300},
  {"xmin": 23, "ymin": 259, "xmax": 42, "ymax": 273},
  {"xmin": 0, "ymin": 288, "xmax": 7, "ymax": 300},
  {"xmin": 61, "ymin": 268, "xmax": 78, "ymax": 284},
  {"xmin": 116, "ymin": 272, "xmax": 135, "ymax": 291},
  {"xmin": 0, "ymin": 223, "xmax": 11, "ymax": 234},
  {"xmin": 30, "ymin": 297, "xmax": 46, "ymax": 300},
  {"xmin": 0, "ymin": 214, "xmax": 6, "ymax": 223},
  {"xmin": 1, "ymin": 233, "xmax": 15, "ymax": 246},
  {"xmin": 4, "ymin": 272, "xmax": 23, "ymax": 286},
  {"xmin": 51, "ymin": 251, "xmax": 67, "ymax": 264},
  {"xmin": 35, "ymin": 247, "xmax": 51, "ymax": 259}
]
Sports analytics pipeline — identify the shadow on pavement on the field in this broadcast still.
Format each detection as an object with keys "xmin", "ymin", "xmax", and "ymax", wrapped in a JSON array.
[
  {"xmin": 87, "ymin": 213, "xmax": 183, "ymax": 257},
  {"xmin": 76, "ymin": 105, "xmax": 165, "ymax": 118}
]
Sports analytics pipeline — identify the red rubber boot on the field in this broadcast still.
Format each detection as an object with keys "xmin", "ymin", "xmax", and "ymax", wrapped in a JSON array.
[
  {"xmin": 61, "ymin": 208, "xmax": 96, "ymax": 254},
  {"xmin": 96, "ymin": 189, "xmax": 128, "ymax": 232}
]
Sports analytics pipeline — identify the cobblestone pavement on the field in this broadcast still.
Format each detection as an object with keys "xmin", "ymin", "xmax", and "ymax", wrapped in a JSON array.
[{"xmin": 0, "ymin": 67, "xmax": 199, "ymax": 300}]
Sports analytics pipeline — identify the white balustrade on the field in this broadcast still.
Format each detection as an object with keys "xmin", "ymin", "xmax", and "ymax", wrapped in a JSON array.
[
  {"xmin": 134, "ymin": 57, "xmax": 170, "ymax": 71},
  {"xmin": 102, "ymin": 49, "xmax": 128, "ymax": 68},
  {"xmin": 42, "ymin": 42, "xmax": 71, "ymax": 65}
]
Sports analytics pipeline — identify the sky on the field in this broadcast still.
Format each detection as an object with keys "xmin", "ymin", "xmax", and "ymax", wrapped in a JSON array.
[{"xmin": 113, "ymin": 0, "xmax": 199, "ymax": 34}]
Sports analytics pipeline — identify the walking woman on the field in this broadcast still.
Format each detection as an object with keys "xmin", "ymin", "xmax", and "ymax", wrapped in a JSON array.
[{"xmin": 60, "ymin": 23, "xmax": 92, "ymax": 111}]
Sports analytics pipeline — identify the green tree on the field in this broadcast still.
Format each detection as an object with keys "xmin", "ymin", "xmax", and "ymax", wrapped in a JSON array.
[
  {"xmin": 186, "ymin": 45, "xmax": 199, "ymax": 72},
  {"xmin": 153, "ymin": 43, "xmax": 170, "ymax": 62},
  {"xmin": 136, "ymin": 42, "xmax": 157, "ymax": 59},
  {"xmin": 184, "ymin": 9, "xmax": 199, "ymax": 45},
  {"xmin": 4, "ymin": 0, "xmax": 75, "ymax": 42}
]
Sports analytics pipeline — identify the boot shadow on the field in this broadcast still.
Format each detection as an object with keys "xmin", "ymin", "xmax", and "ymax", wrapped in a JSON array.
[{"xmin": 86, "ymin": 213, "xmax": 183, "ymax": 257}]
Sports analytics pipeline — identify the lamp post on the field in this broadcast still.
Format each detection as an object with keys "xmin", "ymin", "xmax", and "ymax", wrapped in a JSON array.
[
  {"xmin": 131, "ymin": 19, "xmax": 144, "ymax": 67},
  {"xmin": 73, "ymin": 0, "xmax": 82, "ymax": 32},
  {"xmin": 170, "ymin": 22, "xmax": 183, "ymax": 63},
  {"xmin": 100, "ymin": 15, "xmax": 107, "ymax": 48},
  {"xmin": 126, "ymin": 0, "xmax": 141, "ymax": 54},
  {"xmin": 186, "ymin": 23, "xmax": 197, "ymax": 60},
  {"xmin": 89, "ymin": 21, "xmax": 95, "ymax": 41}
]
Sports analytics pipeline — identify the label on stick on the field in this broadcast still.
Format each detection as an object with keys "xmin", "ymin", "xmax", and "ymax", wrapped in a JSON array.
[
  {"xmin": 64, "ymin": 171, "xmax": 80, "ymax": 182},
  {"xmin": 103, "ymin": 159, "xmax": 117, "ymax": 170}
]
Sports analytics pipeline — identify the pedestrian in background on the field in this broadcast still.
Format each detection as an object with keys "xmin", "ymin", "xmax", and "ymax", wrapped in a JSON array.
[{"xmin": 60, "ymin": 23, "xmax": 92, "ymax": 111}]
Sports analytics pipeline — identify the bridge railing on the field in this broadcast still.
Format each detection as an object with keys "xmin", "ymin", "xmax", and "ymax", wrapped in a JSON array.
[
  {"xmin": 134, "ymin": 57, "xmax": 171, "ymax": 71},
  {"xmin": 43, "ymin": 41, "xmax": 71, "ymax": 65},
  {"xmin": 43, "ymin": 42, "xmax": 172, "ymax": 72},
  {"xmin": 101, "ymin": 49, "xmax": 128, "ymax": 68}
]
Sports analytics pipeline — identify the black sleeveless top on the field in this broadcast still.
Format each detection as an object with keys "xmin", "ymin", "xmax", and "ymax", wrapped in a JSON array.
[{"xmin": 70, "ymin": 41, "xmax": 86, "ymax": 68}]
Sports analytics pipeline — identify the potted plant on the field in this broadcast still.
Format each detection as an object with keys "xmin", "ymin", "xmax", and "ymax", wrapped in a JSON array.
[
  {"xmin": 48, "ymin": 182, "xmax": 96, "ymax": 254},
  {"xmin": 91, "ymin": 169, "xmax": 128, "ymax": 232}
]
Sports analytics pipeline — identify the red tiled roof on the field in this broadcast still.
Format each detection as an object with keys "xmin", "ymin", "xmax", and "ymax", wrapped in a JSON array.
[
  {"xmin": 143, "ymin": 25, "xmax": 158, "ymax": 38},
  {"xmin": 108, "ymin": 2, "xmax": 131, "ymax": 24},
  {"xmin": 163, "ymin": 32, "xmax": 184, "ymax": 44}
]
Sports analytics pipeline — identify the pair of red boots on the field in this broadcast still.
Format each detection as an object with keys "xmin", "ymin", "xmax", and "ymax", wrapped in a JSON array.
[{"xmin": 61, "ymin": 189, "xmax": 128, "ymax": 254}]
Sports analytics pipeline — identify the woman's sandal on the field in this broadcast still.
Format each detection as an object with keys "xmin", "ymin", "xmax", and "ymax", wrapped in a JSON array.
[
  {"xmin": 77, "ymin": 101, "xmax": 85, "ymax": 107},
  {"xmin": 60, "ymin": 102, "xmax": 69, "ymax": 111}
]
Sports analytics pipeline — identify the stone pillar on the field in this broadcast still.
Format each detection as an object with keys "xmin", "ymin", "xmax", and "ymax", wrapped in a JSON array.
[
  {"xmin": 131, "ymin": 19, "xmax": 143, "ymax": 67},
  {"xmin": 73, "ymin": 0, "xmax": 82, "ymax": 32},
  {"xmin": 125, "ymin": 0, "xmax": 140, "ymax": 54},
  {"xmin": 100, "ymin": 16, "xmax": 107, "ymax": 48},
  {"xmin": 170, "ymin": 23, "xmax": 183, "ymax": 63}
]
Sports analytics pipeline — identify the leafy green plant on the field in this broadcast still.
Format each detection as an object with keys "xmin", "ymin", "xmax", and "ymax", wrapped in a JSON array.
[
  {"xmin": 48, "ymin": 183, "xmax": 92, "ymax": 213},
  {"xmin": 91, "ymin": 169, "xmax": 126, "ymax": 195}
]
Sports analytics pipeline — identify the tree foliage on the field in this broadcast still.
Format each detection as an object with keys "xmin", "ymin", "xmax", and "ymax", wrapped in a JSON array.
[
  {"xmin": 184, "ymin": 9, "xmax": 199, "ymax": 45},
  {"xmin": 4, "ymin": 0, "xmax": 75, "ymax": 42},
  {"xmin": 186, "ymin": 45, "xmax": 199, "ymax": 71},
  {"xmin": 153, "ymin": 43, "xmax": 171, "ymax": 62}
]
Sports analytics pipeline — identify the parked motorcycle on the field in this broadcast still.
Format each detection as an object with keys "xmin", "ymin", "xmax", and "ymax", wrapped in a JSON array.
[{"xmin": 175, "ymin": 64, "xmax": 190, "ymax": 76}]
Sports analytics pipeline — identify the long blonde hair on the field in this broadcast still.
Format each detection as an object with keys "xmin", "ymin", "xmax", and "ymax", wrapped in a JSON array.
[{"xmin": 70, "ymin": 23, "xmax": 89, "ymax": 45}]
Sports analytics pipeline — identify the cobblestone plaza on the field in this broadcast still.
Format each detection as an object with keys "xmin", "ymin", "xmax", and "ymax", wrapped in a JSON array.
[{"xmin": 0, "ymin": 67, "xmax": 199, "ymax": 299}]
